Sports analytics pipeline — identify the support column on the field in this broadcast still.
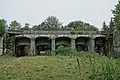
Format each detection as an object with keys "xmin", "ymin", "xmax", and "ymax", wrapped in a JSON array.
[
  {"xmin": 51, "ymin": 39, "xmax": 55, "ymax": 51},
  {"xmin": 71, "ymin": 38, "xmax": 76, "ymax": 50},
  {"xmin": 90, "ymin": 38, "xmax": 95, "ymax": 52},
  {"xmin": 30, "ymin": 38, "xmax": 36, "ymax": 56},
  {"xmin": 87, "ymin": 40, "xmax": 91, "ymax": 52},
  {"xmin": 0, "ymin": 37, "xmax": 3, "ymax": 55}
]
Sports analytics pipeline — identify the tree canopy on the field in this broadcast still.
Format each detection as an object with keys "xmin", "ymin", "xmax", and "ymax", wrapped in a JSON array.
[
  {"xmin": 0, "ymin": 19, "xmax": 7, "ymax": 37},
  {"xmin": 32, "ymin": 16, "xmax": 62, "ymax": 30},
  {"xmin": 101, "ymin": 1, "xmax": 120, "ymax": 55},
  {"xmin": 65, "ymin": 20, "xmax": 99, "ymax": 31},
  {"xmin": 1, "ymin": 16, "xmax": 99, "ymax": 31},
  {"xmin": 10, "ymin": 20, "xmax": 21, "ymax": 30},
  {"xmin": 40, "ymin": 16, "xmax": 62, "ymax": 29},
  {"xmin": 22, "ymin": 23, "xmax": 30, "ymax": 30},
  {"xmin": 112, "ymin": 0, "xmax": 120, "ymax": 31},
  {"xmin": 102, "ymin": 21, "xmax": 108, "ymax": 32}
]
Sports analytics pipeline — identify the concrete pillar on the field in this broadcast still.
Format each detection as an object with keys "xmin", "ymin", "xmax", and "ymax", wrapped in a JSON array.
[
  {"xmin": 30, "ymin": 38, "xmax": 36, "ymax": 56},
  {"xmin": 90, "ymin": 38, "xmax": 95, "ymax": 52},
  {"xmin": 87, "ymin": 40, "xmax": 91, "ymax": 52},
  {"xmin": 71, "ymin": 38, "xmax": 76, "ymax": 50},
  {"xmin": 0, "ymin": 37, "xmax": 3, "ymax": 55},
  {"xmin": 51, "ymin": 39, "xmax": 55, "ymax": 51}
]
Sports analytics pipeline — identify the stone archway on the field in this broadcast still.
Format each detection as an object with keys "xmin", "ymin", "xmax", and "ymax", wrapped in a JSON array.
[
  {"xmin": 95, "ymin": 37, "xmax": 106, "ymax": 54},
  {"xmin": 55, "ymin": 37, "xmax": 71, "ymax": 49},
  {"xmin": 75, "ymin": 37, "xmax": 90, "ymax": 52},
  {"xmin": 35, "ymin": 37, "xmax": 51, "ymax": 55},
  {"xmin": 15, "ymin": 37, "xmax": 30, "ymax": 57}
]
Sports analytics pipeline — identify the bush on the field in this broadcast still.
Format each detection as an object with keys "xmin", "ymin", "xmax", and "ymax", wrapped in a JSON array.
[{"xmin": 55, "ymin": 45, "xmax": 75, "ymax": 56}]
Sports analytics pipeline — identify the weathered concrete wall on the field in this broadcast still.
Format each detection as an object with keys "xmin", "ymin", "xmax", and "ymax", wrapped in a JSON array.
[
  {"xmin": 7, "ymin": 30, "xmax": 107, "ymax": 56},
  {"xmin": 0, "ymin": 37, "xmax": 3, "ymax": 55}
]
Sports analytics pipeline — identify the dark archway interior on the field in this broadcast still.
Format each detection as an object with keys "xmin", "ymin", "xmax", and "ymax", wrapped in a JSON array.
[
  {"xmin": 95, "ymin": 37, "xmax": 106, "ymax": 54},
  {"xmin": 55, "ymin": 37, "xmax": 71, "ymax": 49},
  {"xmin": 15, "ymin": 37, "xmax": 30, "ymax": 57},
  {"xmin": 17, "ymin": 45, "xmax": 28, "ymax": 56},
  {"xmin": 76, "ymin": 44, "xmax": 88, "ymax": 51},
  {"xmin": 35, "ymin": 37, "xmax": 51, "ymax": 55},
  {"xmin": 75, "ymin": 37, "xmax": 90, "ymax": 52}
]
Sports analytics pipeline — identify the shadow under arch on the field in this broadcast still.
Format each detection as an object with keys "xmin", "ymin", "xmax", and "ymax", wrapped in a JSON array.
[
  {"xmin": 15, "ymin": 37, "xmax": 30, "ymax": 57},
  {"xmin": 35, "ymin": 36, "xmax": 51, "ymax": 55},
  {"xmin": 95, "ymin": 36, "xmax": 106, "ymax": 54},
  {"xmin": 75, "ymin": 36, "xmax": 90, "ymax": 52},
  {"xmin": 55, "ymin": 36, "xmax": 71, "ymax": 49}
]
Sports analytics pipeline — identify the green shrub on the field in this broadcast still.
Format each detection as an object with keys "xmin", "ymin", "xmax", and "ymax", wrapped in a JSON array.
[{"xmin": 55, "ymin": 45, "xmax": 75, "ymax": 56}]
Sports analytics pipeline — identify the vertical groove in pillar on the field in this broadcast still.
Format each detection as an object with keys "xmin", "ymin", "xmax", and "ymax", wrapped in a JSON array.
[
  {"xmin": 51, "ymin": 39, "xmax": 55, "ymax": 51},
  {"xmin": 71, "ymin": 38, "xmax": 76, "ymax": 50}
]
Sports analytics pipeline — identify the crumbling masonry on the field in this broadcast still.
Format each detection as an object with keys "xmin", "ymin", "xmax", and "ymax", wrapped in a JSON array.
[{"xmin": 0, "ymin": 29, "xmax": 108, "ymax": 56}]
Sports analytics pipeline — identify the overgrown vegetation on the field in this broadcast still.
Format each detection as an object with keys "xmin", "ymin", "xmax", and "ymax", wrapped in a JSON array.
[
  {"xmin": 55, "ymin": 45, "xmax": 76, "ymax": 56},
  {"xmin": 101, "ymin": 0, "xmax": 120, "ymax": 57},
  {"xmin": 0, "ymin": 52, "xmax": 120, "ymax": 80},
  {"xmin": 0, "ymin": 19, "xmax": 6, "ymax": 37}
]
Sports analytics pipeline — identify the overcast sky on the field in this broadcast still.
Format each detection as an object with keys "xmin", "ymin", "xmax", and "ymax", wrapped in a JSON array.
[{"xmin": 0, "ymin": 0, "xmax": 117, "ymax": 30}]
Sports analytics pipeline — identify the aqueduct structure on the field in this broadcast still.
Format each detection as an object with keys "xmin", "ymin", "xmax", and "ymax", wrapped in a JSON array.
[{"xmin": 7, "ymin": 29, "xmax": 106, "ymax": 56}]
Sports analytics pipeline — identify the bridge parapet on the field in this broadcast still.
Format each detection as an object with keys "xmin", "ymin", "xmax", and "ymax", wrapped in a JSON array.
[
  {"xmin": 15, "ymin": 34, "xmax": 106, "ymax": 39},
  {"xmin": 8, "ymin": 29, "xmax": 100, "ymax": 35}
]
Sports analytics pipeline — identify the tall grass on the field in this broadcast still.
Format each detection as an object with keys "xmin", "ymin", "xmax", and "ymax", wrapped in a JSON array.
[
  {"xmin": 0, "ymin": 47, "xmax": 120, "ymax": 80},
  {"xmin": 54, "ymin": 46, "xmax": 120, "ymax": 80},
  {"xmin": 82, "ymin": 53, "xmax": 120, "ymax": 80}
]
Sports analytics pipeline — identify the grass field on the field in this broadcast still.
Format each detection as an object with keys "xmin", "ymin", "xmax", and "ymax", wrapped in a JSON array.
[{"xmin": 0, "ymin": 53, "xmax": 120, "ymax": 80}]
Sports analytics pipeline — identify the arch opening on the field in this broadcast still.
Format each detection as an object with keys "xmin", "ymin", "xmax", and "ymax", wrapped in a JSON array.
[
  {"xmin": 15, "ymin": 37, "xmax": 30, "ymax": 57},
  {"xmin": 55, "ymin": 37, "xmax": 71, "ymax": 49},
  {"xmin": 75, "ymin": 37, "xmax": 90, "ymax": 52},
  {"xmin": 35, "ymin": 37, "xmax": 51, "ymax": 55},
  {"xmin": 95, "ymin": 37, "xmax": 106, "ymax": 54}
]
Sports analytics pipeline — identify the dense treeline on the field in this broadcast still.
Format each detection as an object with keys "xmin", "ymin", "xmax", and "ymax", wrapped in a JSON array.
[
  {"xmin": 101, "ymin": 1, "xmax": 120, "ymax": 57},
  {"xmin": 0, "ymin": 16, "xmax": 99, "ymax": 36}
]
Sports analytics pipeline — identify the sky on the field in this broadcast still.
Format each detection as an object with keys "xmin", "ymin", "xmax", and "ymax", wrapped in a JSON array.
[{"xmin": 0, "ymin": 0, "xmax": 117, "ymax": 30}]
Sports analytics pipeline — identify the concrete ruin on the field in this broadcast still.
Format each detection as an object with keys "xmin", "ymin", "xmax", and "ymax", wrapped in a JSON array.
[{"xmin": 0, "ymin": 29, "xmax": 108, "ymax": 56}]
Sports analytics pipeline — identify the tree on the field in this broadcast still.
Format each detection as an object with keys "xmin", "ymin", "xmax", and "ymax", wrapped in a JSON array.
[
  {"xmin": 22, "ymin": 23, "xmax": 30, "ymax": 30},
  {"xmin": 102, "ymin": 21, "xmax": 108, "ymax": 32},
  {"xmin": 10, "ymin": 20, "xmax": 21, "ymax": 30},
  {"xmin": 111, "ymin": 0, "xmax": 120, "ymax": 57},
  {"xmin": 65, "ymin": 20, "xmax": 98, "ymax": 31},
  {"xmin": 102, "ymin": 20, "xmax": 114, "ymax": 55},
  {"xmin": 108, "ymin": 18, "xmax": 114, "ymax": 55},
  {"xmin": 40, "ymin": 16, "xmax": 62, "ymax": 29},
  {"xmin": 109, "ymin": 18, "xmax": 114, "ymax": 33},
  {"xmin": 66, "ymin": 21, "xmax": 84, "ymax": 30},
  {"xmin": 0, "ymin": 19, "xmax": 7, "ymax": 37},
  {"xmin": 32, "ymin": 25, "xmax": 40, "ymax": 30},
  {"xmin": 112, "ymin": 0, "xmax": 120, "ymax": 31}
]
